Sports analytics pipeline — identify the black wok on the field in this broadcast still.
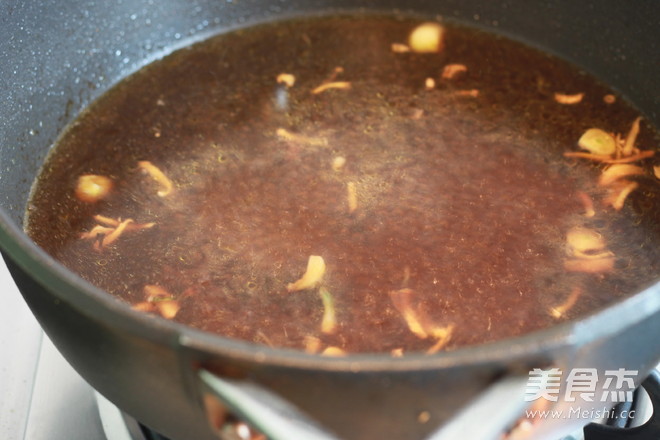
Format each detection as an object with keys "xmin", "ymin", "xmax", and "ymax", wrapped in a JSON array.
[{"xmin": 0, "ymin": 1, "xmax": 659, "ymax": 439}]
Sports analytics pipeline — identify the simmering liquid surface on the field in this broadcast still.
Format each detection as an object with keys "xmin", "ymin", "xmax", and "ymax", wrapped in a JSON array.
[{"xmin": 25, "ymin": 15, "xmax": 659, "ymax": 354}]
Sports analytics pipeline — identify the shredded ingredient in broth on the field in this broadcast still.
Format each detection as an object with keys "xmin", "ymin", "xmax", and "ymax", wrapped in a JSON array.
[{"xmin": 25, "ymin": 15, "xmax": 659, "ymax": 354}]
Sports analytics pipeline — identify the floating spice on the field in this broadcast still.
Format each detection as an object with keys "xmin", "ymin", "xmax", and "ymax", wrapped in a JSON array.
[
  {"xmin": 389, "ymin": 288, "xmax": 429, "ymax": 338},
  {"xmin": 138, "ymin": 161, "xmax": 173, "ymax": 197},
  {"xmin": 426, "ymin": 325, "xmax": 455, "ymax": 354},
  {"xmin": 131, "ymin": 302, "xmax": 155, "ymax": 313},
  {"xmin": 75, "ymin": 174, "xmax": 113, "ymax": 203},
  {"xmin": 93, "ymin": 214, "xmax": 155, "ymax": 231},
  {"xmin": 564, "ymin": 226, "xmax": 615, "ymax": 272},
  {"xmin": 276, "ymin": 73, "xmax": 296, "ymax": 87},
  {"xmin": 100, "ymin": 219, "xmax": 134, "ymax": 250},
  {"xmin": 604, "ymin": 180, "xmax": 639, "ymax": 211},
  {"xmin": 564, "ymin": 257, "xmax": 615, "ymax": 273},
  {"xmin": 577, "ymin": 128, "xmax": 617, "ymax": 155},
  {"xmin": 80, "ymin": 216, "xmax": 154, "ymax": 251},
  {"xmin": 598, "ymin": 164, "xmax": 644, "ymax": 187},
  {"xmin": 318, "ymin": 287, "xmax": 337, "ymax": 335},
  {"xmin": 304, "ymin": 335, "xmax": 322, "ymax": 354},
  {"xmin": 550, "ymin": 287, "xmax": 582, "ymax": 319},
  {"xmin": 389, "ymin": 288, "xmax": 454, "ymax": 352},
  {"xmin": 346, "ymin": 182, "xmax": 358, "ymax": 213},
  {"xmin": 441, "ymin": 63, "xmax": 467, "ymax": 80},
  {"xmin": 311, "ymin": 81, "xmax": 352, "ymax": 95},
  {"xmin": 622, "ymin": 117, "xmax": 641, "ymax": 157},
  {"xmin": 408, "ymin": 22, "xmax": 444, "ymax": 53},
  {"xmin": 576, "ymin": 192, "xmax": 596, "ymax": 217},
  {"xmin": 564, "ymin": 150, "xmax": 654, "ymax": 164},
  {"xmin": 566, "ymin": 227, "xmax": 607, "ymax": 257},
  {"xmin": 391, "ymin": 43, "xmax": 411, "ymax": 53},
  {"xmin": 287, "ymin": 255, "xmax": 326, "ymax": 292},
  {"xmin": 553, "ymin": 92, "xmax": 584, "ymax": 105},
  {"xmin": 455, "ymin": 89, "xmax": 479, "ymax": 98},
  {"xmin": 275, "ymin": 128, "xmax": 328, "ymax": 147},
  {"xmin": 79, "ymin": 225, "xmax": 115, "ymax": 241},
  {"xmin": 565, "ymin": 118, "xmax": 656, "ymax": 211},
  {"xmin": 603, "ymin": 94, "xmax": 616, "ymax": 104},
  {"xmin": 564, "ymin": 151, "xmax": 652, "ymax": 164},
  {"xmin": 143, "ymin": 284, "xmax": 180, "ymax": 319},
  {"xmin": 332, "ymin": 156, "xmax": 346, "ymax": 171},
  {"xmin": 321, "ymin": 346, "xmax": 346, "ymax": 357}
]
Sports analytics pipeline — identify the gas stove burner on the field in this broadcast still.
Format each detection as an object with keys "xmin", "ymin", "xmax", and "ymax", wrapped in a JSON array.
[
  {"xmin": 96, "ymin": 392, "xmax": 263, "ymax": 440},
  {"xmin": 96, "ymin": 371, "xmax": 660, "ymax": 440},
  {"xmin": 583, "ymin": 370, "xmax": 660, "ymax": 440}
]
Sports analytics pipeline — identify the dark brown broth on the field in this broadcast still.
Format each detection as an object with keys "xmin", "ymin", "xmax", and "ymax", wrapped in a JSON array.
[{"xmin": 25, "ymin": 15, "xmax": 660, "ymax": 354}]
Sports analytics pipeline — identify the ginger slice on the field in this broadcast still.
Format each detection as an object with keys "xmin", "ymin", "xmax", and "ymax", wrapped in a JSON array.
[
  {"xmin": 276, "ymin": 73, "xmax": 296, "ymax": 88},
  {"xmin": 138, "ymin": 161, "xmax": 173, "ymax": 197},
  {"xmin": 390, "ymin": 288, "xmax": 454, "ymax": 352},
  {"xmin": 455, "ymin": 89, "xmax": 479, "ymax": 98},
  {"xmin": 93, "ymin": 214, "xmax": 121, "ymax": 227},
  {"xmin": 287, "ymin": 256, "xmax": 326, "ymax": 292},
  {"xmin": 80, "ymin": 225, "xmax": 115, "ymax": 240},
  {"xmin": 576, "ymin": 192, "xmax": 596, "ymax": 217},
  {"xmin": 566, "ymin": 118, "xmax": 653, "ymax": 165},
  {"xmin": 553, "ymin": 92, "xmax": 584, "ymax": 105},
  {"xmin": 426, "ymin": 325, "xmax": 455, "ymax": 354},
  {"xmin": 82, "ymin": 215, "xmax": 155, "ymax": 251},
  {"xmin": 578, "ymin": 128, "xmax": 617, "ymax": 155},
  {"xmin": 566, "ymin": 227, "xmax": 606, "ymax": 255},
  {"xmin": 391, "ymin": 43, "xmax": 411, "ymax": 53},
  {"xmin": 275, "ymin": 128, "xmax": 328, "ymax": 147},
  {"xmin": 564, "ymin": 257, "xmax": 616, "ymax": 273},
  {"xmin": 346, "ymin": 182, "xmax": 358, "ymax": 213},
  {"xmin": 321, "ymin": 346, "xmax": 347, "ymax": 357},
  {"xmin": 144, "ymin": 285, "xmax": 180, "ymax": 319},
  {"xmin": 441, "ymin": 64, "xmax": 467, "ymax": 80},
  {"xmin": 96, "ymin": 219, "xmax": 134, "ymax": 250},
  {"xmin": 550, "ymin": 287, "xmax": 582, "ymax": 319},
  {"xmin": 132, "ymin": 302, "xmax": 155, "ymax": 312},
  {"xmin": 304, "ymin": 335, "xmax": 322, "ymax": 354},
  {"xmin": 144, "ymin": 284, "xmax": 173, "ymax": 300},
  {"xmin": 389, "ymin": 288, "xmax": 429, "ymax": 338},
  {"xmin": 75, "ymin": 174, "xmax": 113, "ymax": 203},
  {"xmin": 605, "ymin": 180, "xmax": 639, "ymax": 211},
  {"xmin": 565, "ymin": 227, "xmax": 614, "ymax": 269},
  {"xmin": 332, "ymin": 156, "xmax": 346, "ymax": 171},
  {"xmin": 93, "ymin": 214, "xmax": 155, "ymax": 231},
  {"xmin": 311, "ymin": 81, "xmax": 352, "ymax": 95},
  {"xmin": 622, "ymin": 117, "xmax": 641, "ymax": 157},
  {"xmin": 311, "ymin": 67, "xmax": 351, "ymax": 95},
  {"xmin": 598, "ymin": 164, "xmax": 644, "ymax": 187},
  {"xmin": 408, "ymin": 22, "xmax": 445, "ymax": 53},
  {"xmin": 319, "ymin": 287, "xmax": 337, "ymax": 335},
  {"xmin": 563, "ymin": 150, "xmax": 654, "ymax": 164}
]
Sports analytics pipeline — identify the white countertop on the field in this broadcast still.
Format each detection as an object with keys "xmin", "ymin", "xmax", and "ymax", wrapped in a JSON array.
[{"xmin": 0, "ymin": 255, "xmax": 107, "ymax": 440}]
